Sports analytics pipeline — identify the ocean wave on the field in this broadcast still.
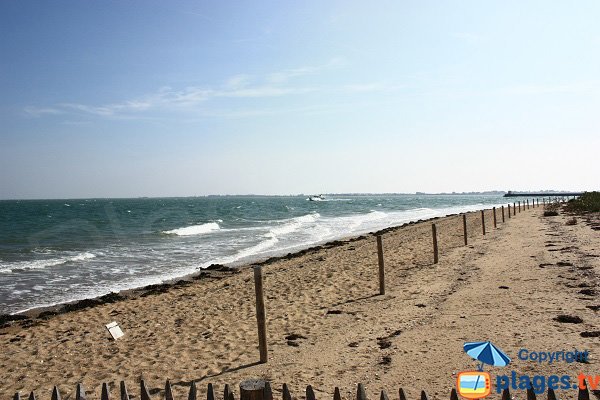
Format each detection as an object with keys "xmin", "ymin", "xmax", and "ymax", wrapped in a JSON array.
[
  {"xmin": 268, "ymin": 213, "xmax": 320, "ymax": 237},
  {"xmin": 0, "ymin": 252, "xmax": 96, "ymax": 273},
  {"xmin": 163, "ymin": 222, "xmax": 220, "ymax": 236}
]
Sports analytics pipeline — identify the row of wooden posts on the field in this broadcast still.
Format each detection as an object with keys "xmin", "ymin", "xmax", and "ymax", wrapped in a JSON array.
[
  {"xmin": 253, "ymin": 197, "xmax": 550, "ymax": 364},
  {"xmin": 14, "ymin": 378, "xmax": 594, "ymax": 400}
]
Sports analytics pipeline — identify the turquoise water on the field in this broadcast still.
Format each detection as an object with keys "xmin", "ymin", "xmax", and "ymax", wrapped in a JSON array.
[{"xmin": 0, "ymin": 194, "xmax": 514, "ymax": 314}]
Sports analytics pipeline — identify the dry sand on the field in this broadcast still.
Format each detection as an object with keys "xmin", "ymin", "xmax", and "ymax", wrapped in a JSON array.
[{"xmin": 1, "ymin": 205, "xmax": 599, "ymax": 400}]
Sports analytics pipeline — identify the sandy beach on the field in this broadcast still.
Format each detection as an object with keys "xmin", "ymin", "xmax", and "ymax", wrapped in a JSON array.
[{"xmin": 1, "ymin": 205, "xmax": 598, "ymax": 400}]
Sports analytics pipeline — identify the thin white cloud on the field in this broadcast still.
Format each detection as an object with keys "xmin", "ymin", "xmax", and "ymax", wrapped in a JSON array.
[
  {"xmin": 225, "ymin": 74, "xmax": 252, "ymax": 89},
  {"xmin": 266, "ymin": 57, "xmax": 346, "ymax": 83},
  {"xmin": 498, "ymin": 81, "xmax": 600, "ymax": 95},
  {"xmin": 452, "ymin": 32, "xmax": 485, "ymax": 44},
  {"xmin": 22, "ymin": 57, "xmax": 406, "ymax": 119},
  {"xmin": 23, "ymin": 106, "xmax": 64, "ymax": 117},
  {"xmin": 342, "ymin": 83, "xmax": 405, "ymax": 93}
]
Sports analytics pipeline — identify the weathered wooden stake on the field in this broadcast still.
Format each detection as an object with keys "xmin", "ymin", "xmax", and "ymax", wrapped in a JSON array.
[
  {"xmin": 188, "ymin": 382, "xmax": 197, "ymax": 400},
  {"xmin": 206, "ymin": 383, "xmax": 214, "ymax": 400},
  {"xmin": 224, "ymin": 384, "xmax": 232, "ymax": 400},
  {"xmin": 165, "ymin": 381, "xmax": 174, "ymax": 400},
  {"xmin": 119, "ymin": 381, "xmax": 128, "ymax": 400},
  {"xmin": 481, "ymin": 210, "xmax": 486, "ymax": 235},
  {"xmin": 240, "ymin": 380, "xmax": 267, "ymax": 400},
  {"xmin": 513, "ymin": 202, "xmax": 516, "ymax": 216},
  {"xmin": 357, "ymin": 383, "xmax": 367, "ymax": 400},
  {"xmin": 376, "ymin": 235, "xmax": 385, "ymax": 295},
  {"xmin": 462, "ymin": 214, "xmax": 467, "ymax": 245},
  {"xmin": 501, "ymin": 205, "xmax": 505, "ymax": 222},
  {"xmin": 52, "ymin": 387, "xmax": 61, "ymax": 400},
  {"xmin": 282, "ymin": 385, "xmax": 291, "ymax": 400},
  {"xmin": 140, "ymin": 381, "xmax": 151, "ymax": 400},
  {"xmin": 527, "ymin": 199, "xmax": 529, "ymax": 209},
  {"xmin": 507, "ymin": 204, "xmax": 511, "ymax": 219},
  {"xmin": 264, "ymin": 382, "xmax": 273, "ymax": 400},
  {"xmin": 253, "ymin": 266, "xmax": 268, "ymax": 363},
  {"xmin": 101, "ymin": 383, "xmax": 109, "ymax": 400},
  {"xmin": 306, "ymin": 385, "xmax": 316, "ymax": 400},
  {"xmin": 579, "ymin": 378, "xmax": 590, "ymax": 400},
  {"xmin": 333, "ymin": 388, "xmax": 342, "ymax": 400},
  {"xmin": 526, "ymin": 386, "xmax": 536, "ymax": 400},
  {"xmin": 518, "ymin": 201, "xmax": 521, "ymax": 212},
  {"xmin": 493, "ymin": 207, "xmax": 497, "ymax": 228},
  {"xmin": 432, "ymin": 223, "xmax": 438, "ymax": 264},
  {"xmin": 76, "ymin": 384, "xmax": 86, "ymax": 400}
]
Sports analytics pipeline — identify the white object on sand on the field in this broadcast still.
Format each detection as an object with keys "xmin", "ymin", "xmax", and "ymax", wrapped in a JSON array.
[{"xmin": 106, "ymin": 321, "xmax": 124, "ymax": 340}]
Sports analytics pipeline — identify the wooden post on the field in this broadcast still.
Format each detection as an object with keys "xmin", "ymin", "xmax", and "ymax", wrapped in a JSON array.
[
  {"xmin": 513, "ymin": 202, "xmax": 516, "ymax": 216},
  {"xmin": 518, "ymin": 201, "xmax": 521, "ymax": 212},
  {"xmin": 432, "ymin": 223, "xmax": 438, "ymax": 264},
  {"xmin": 481, "ymin": 210, "xmax": 486, "ymax": 235},
  {"xmin": 357, "ymin": 384, "xmax": 367, "ymax": 400},
  {"xmin": 206, "ymin": 384, "xmax": 214, "ymax": 400},
  {"xmin": 253, "ymin": 266, "xmax": 268, "ymax": 363},
  {"xmin": 376, "ymin": 235, "xmax": 385, "ymax": 295},
  {"xmin": 119, "ymin": 382, "xmax": 128, "ymax": 400},
  {"xmin": 140, "ymin": 381, "xmax": 151, "ymax": 400},
  {"xmin": 282, "ymin": 385, "xmax": 292, "ymax": 400},
  {"xmin": 462, "ymin": 214, "xmax": 467, "ymax": 245},
  {"xmin": 508, "ymin": 204, "xmax": 511, "ymax": 219},
  {"xmin": 101, "ymin": 384, "xmax": 109, "ymax": 400},
  {"xmin": 165, "ymin": 381, "xmax": 174, "ymax": 400},
  {"xmin": 501, "ymin": 205, "xmax": 505, "ymax": 222},
  {"xmin": 527, "ymin": 199, "xmax": 529, "ymax": 209},
  {"xmin": 493, "ymin": 207, "xmax": 497, "ymax": 228},
  {"xmin": 76, "ymin": 384, "xmax": 86, "ymax": 400},
  {"xmin": 189, "ymin": 382, "xmax": 197, "ymax": 400},
  {"xmin": 240, "ymin": 380, "xmax": 267, "ymax": 400}
]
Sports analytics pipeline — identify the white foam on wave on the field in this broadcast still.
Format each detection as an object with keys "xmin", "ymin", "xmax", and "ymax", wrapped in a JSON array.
[
  {"xmin": 217, "ymin": 213, "xmax": 321, "ymax": 263},
  {"xmin": 163, "ymin": 222, "xmax": 220, "ymax": 236},
  {"xmin": 269, "ymin": 213, "xmax": 320, "ymax": 237},
  {"xmin": 0, "ymin": 252, "xmax": 96, "ymax": 274}
]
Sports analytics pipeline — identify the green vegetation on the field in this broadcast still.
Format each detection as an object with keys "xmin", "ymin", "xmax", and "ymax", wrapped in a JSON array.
[
  {"xmin": 543, "ymin": 199, "xmax": 561, "ymax": 216},
  {"xmin": 564, "ymin": 191, "xmax": 600, "ymax": 213}
]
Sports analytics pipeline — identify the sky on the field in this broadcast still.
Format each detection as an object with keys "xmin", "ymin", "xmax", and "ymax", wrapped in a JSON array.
[{"xmin": 1, "ymin": 1, "xmax": 599, "ymax": 199}]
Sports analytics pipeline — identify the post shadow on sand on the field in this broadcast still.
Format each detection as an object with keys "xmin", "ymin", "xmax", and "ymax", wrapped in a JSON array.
[{"xmin": 165, "ymin": 361, "xmax": 264, "ymax": 393}]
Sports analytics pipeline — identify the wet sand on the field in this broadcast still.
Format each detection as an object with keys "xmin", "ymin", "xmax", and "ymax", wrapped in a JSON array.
[{"xmin": 1, "ymin": 206, "xmax": 598, "ymax": 400}]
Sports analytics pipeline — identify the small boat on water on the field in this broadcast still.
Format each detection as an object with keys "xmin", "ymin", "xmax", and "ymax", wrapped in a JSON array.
[{"xmin": 308, "ymin": 194, "xmax": 325, "ymax": 201}]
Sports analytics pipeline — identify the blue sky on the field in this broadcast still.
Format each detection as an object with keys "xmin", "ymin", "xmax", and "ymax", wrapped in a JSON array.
[{"xmin": 1, "ymin": 1, "xmax": 599, "ymax": 199}]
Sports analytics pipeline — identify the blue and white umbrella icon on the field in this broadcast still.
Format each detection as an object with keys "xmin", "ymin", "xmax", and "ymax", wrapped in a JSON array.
[{"xmin": 464, "ymin": 341, "xmax": 511, "ymax": 371}]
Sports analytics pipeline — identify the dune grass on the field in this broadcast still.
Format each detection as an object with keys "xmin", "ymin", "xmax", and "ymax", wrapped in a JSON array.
[{"xmin": 565, "ymin": 191, "xmax": 600, "ymax": 213}]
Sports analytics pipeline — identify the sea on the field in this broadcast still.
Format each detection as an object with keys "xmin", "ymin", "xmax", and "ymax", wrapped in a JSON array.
[{"xmin": 0, "ymin": 194, "xmax": 514, "ymax": 315}]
